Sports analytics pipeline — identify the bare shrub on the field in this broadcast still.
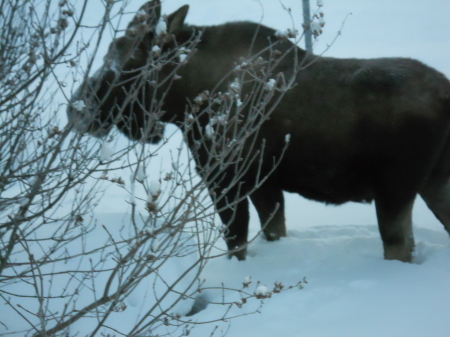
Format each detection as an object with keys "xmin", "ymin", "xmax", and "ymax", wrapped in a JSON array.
[{"xmin": 1, "ymin": 1, "xmax": 309, "ymax": 336}]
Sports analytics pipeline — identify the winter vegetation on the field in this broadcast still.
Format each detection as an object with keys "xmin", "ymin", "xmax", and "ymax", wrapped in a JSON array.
[
  {"xmin": 1, "ymin": 0, "xmax": 450, "ymax": 337},
  {"xmin": 0, "ymin": 0, "xmax": 305, "ymax": 335}
]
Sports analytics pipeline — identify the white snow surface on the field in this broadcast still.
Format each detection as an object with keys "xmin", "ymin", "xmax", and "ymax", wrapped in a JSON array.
[{"xmin": 3, "ymin": 1, "xmax": 450, "ymax": 337}]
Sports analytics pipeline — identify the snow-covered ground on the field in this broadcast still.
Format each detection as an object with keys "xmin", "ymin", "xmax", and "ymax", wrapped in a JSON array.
[{"xmin": 3, "ymin": 1, "xmax": 450, "ymax": 336}]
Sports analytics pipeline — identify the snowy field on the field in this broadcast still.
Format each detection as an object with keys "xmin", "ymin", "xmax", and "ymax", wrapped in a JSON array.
[{"xmin": 3, "ymin": 0, "xmax": 450, "ymax": 336}]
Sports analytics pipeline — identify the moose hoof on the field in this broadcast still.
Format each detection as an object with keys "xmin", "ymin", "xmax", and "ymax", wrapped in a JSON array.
[
  {"xmin": 264, "ymin": 231, "xmax": 286, "ymax": 242},
  {"xmin": 383, "ymin": 245, "xmax": 414, "ymax": 263},
  {"xmin": 228, "ymin": 247, "xmax": 247, "ymax": 261}
]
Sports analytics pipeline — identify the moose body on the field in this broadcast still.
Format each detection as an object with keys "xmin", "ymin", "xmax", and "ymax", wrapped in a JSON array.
[{"xmin": 68, "ymin": 1, "xmax": 450, "ymax": 262}]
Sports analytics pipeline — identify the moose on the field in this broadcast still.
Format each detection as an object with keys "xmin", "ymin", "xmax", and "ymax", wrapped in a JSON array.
[{"xmin": 68, "ymin": 0, "xmax": 450, "ymax": 262}]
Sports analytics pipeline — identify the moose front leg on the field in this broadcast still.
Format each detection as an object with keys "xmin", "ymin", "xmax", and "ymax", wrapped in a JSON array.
[
  {"xmin": 215, "ymin": 189, "xmax": 250, "ymax": 261},
  {"xmin": 375, "ymin": 194, "xmax": 416, "ymax": 262},
  {"xmin": 250, "ymin": 183, "xmax": 287, "ymax": 241}
]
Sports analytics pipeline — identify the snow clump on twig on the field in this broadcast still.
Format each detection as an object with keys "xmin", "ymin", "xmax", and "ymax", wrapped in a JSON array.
[
  {"xmin": 255, "ymin": 285, "xmax": 271, "ymax": 299},
  {"xmin": 136, "ymin": 165, "xmax": 146, "ymax": 183},
  {"xmin": 149, "ymin": 180, "xmax": 161, "ymax": 198},
  {"xmin": 72, "ymin": 100, "xmax": 85, "ymax": 112},
  {"xmin": 229, "ymin": 78, "xmax": 241, "ymax": 94},
  {"xmin": 265, "ymin": 79, "xmax": 276, "ymax": 91},
  {"xmin": 205, "ymin": 124, "xmax": 214, "ymax": 138},
  {"xmin": 151, "ymin": 45, "xmax": 161, "ymax": 56},
  {"xmin": 243, "ymin": 276, "xmax": 252, "ymax": 287},
  {"xmin": 99, "ymin": 142, "xmax": 114, "ymax": 162},
  {"xmin": 155, "ymin": 19, "xmax": 167, "ymax": 36}
]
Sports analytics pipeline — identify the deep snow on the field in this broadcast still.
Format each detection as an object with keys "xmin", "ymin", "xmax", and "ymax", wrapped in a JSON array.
[{"xmin": 2, "ymin": 1, "xmax": 450, "ymax": 336}]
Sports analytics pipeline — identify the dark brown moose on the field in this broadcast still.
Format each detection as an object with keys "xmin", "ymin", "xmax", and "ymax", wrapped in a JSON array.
[{"xmin": 68, "ymin": 0, "xmax": 450, "ymax": 262}]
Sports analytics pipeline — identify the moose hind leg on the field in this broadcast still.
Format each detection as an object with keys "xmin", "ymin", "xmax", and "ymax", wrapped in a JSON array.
[
  {"xmin": 420, "ymin": 178, "xmax": 450, "ymax": 235},
  {"xmin": 375, "ymin": 195, "xmax": 415, "ymax": 262},
  {"xmin": 250, "ymin": 183, "xmax": 287, "ymax": 241}
]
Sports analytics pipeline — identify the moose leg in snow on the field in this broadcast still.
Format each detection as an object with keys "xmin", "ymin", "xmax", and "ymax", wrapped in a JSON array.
[
  {"xmin": 375, "ymin": 193, "xmax": 415, "ymax": 262},
  {"xmin": 420, "ymin": 179, "xmax": 450, "ymax": 235},
  {"xmin": 214, "ymin": 185, "xmax": 250, "ymax": 261},
  {"xmin": 250, "ymin": 183, "xmax": 287, "ymax": 241}
]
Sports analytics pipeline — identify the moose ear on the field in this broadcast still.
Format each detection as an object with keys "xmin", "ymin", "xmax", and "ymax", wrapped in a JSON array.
[
  {"xmin": 166, "ymin": 5, "xmax": 189, "ymax": 35},
  {"xmin": 127, "ymin": 0, "xmax": 161, "ymax": 33}
]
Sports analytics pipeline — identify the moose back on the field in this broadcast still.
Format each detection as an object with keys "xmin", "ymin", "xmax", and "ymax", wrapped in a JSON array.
[{"xmin": 67, "ymin": 0, "xmax": 450, "ymax": 262}]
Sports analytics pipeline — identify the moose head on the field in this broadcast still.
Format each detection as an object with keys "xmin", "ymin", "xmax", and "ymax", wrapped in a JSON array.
[{"xmin": 67, "ymin": 0, "xmax": 190, "ymax": 143}]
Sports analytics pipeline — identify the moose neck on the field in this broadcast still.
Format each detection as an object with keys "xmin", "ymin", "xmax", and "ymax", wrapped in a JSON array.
[{"xmin": 160, "ymin": 21, "xmax": 307, "ymax": 129}]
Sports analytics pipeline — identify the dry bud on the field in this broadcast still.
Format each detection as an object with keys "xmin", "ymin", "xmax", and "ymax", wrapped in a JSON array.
[
  {"xmin": 48, "ymin": 126, "xmax": 62, "ymax": 138},
  {"xmin": 273, "ymin": 281, "xmax": 284, "ymax": 293},
  {"xmin": 58, "ymin": 18, "xmax": 68, "ymax": 30},
  {"xmin": 146, "ymin": 201, "xmax": 158, "ymax": 213}
]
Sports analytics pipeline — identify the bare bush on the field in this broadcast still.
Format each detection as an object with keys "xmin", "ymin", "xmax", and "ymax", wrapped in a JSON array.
[{"xmin": 1, "ymin": 1, "xmax": 308, "ymax": 336}]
